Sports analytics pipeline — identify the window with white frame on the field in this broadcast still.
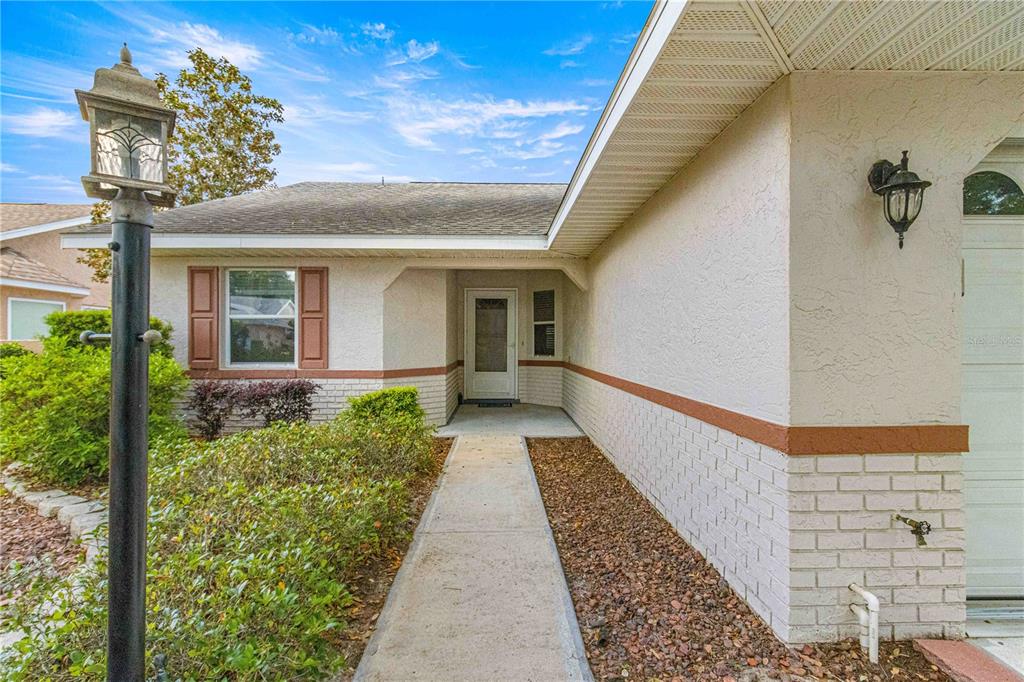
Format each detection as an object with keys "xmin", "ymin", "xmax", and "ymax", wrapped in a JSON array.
[
  {"xmin": 533, "ymin": 289, "xmax": 555, "ymax": 356},
  {"xmin": 225, "ymin": 269, "xmax": 297, "ymax": 366},
  {"xmin": 7, "ymin": 298, "xmax": 65, "ymax": 340}
]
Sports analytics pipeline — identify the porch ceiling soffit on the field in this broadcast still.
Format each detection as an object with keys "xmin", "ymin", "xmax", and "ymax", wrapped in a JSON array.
[
  {"xmin": 382, "ymin": 257, "xmax": 589, "ymax": 291},
  {"xmin": 547, "ymin": 0, "xmax": 1024, "ymax": 257}
]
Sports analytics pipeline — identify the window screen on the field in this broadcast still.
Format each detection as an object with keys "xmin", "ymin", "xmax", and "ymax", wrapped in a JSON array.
[{"xmin": 533, "ymin": 290, "xmax": 555, "ymax": 356}]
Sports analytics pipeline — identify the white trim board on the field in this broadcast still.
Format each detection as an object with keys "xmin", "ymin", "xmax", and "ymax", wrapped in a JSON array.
[
  {"xmin": 2, "ymin": 214, "xmax": 92, "ymax": 241},
  {"xmin": 0, "ymin": 277, "xmax": 90, "ymax": 296},
  {"xmin": 62, "ymin": 233, "xmax": 552, "ymax": 252}
]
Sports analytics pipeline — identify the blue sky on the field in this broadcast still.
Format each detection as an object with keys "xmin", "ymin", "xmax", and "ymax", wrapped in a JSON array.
[{"xmin": 0, "ymin": 1, "xmax": 652, "ymax": 204}]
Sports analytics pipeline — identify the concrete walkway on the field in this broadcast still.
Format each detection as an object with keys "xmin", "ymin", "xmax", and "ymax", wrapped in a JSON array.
[
  {"xmin": 355, "ymin": 435, "xmax": 591, "ymax": 682},
  {"xmin": 438, "ymin": 404, "xmax": 583, "ymax": 438}
]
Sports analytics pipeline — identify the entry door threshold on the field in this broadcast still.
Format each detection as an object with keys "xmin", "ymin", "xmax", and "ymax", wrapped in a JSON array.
[{"xmin": 467, "ymin": 399, "xmax": 519, "ymax": 408}]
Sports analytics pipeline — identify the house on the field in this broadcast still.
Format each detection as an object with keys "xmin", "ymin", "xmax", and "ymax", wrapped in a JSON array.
[
  {"xmin": 63, "ymin": 1, "xmax": 1023, "ymax": 647},
  {"xmin": 1, "ymin": 203, "xmax": 108, "ymax": 348}
]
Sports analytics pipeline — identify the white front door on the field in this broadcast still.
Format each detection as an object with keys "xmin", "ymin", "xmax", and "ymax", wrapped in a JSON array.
[
  {"xmin": 962, "ymin": 144, "xmax": 1024, "ymax": 600},
  {"xmin": 465, "ymin": 289, "xmax": 517, "ymax": 400}
]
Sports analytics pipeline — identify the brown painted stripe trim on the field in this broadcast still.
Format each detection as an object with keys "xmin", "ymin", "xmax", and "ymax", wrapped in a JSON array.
[
  {"xmin": 562, "ymin": 363, "xmax": 967, "ymax": 455},
  {"xmin": 186, "ymin": 363, "xmax": 461, "ymax": 381},
  {"xmin": 518, "ymin": 359, "xmax": 567, "ymax": 367}
]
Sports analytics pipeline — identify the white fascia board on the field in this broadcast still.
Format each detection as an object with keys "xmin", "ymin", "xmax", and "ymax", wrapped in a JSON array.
[
  {"xmin": 61, "ymin": 232, "xmax": 552, "ymax": 252},
  {"xmin": 0, "ymin": 277, "xmax": 90, "ymax": 296},
  {"xmin": 545, "ymin": 0, "xmax": 689, "ymax": 248},
  {"xmin": 1, "ymin": 215, "xmax": 92, "ymax": 241}
]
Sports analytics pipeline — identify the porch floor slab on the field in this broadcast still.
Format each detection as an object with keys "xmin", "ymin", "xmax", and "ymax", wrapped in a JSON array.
[
  {"xmin": 438, "ymin": 404, "xmax": 583, "ymax": 437},
  {"xmin": 354, "ymin": 435, "xmax": 591, "ymax": 681}
]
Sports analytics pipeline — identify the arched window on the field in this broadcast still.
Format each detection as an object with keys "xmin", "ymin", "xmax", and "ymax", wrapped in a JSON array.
[{"xmin": 964, "ymin": 171, "xmax": 1024, "ymax": 215}]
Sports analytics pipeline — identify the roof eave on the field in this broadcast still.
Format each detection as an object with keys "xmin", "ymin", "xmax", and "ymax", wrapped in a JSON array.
[{"xmin": 545, "ymin": 0, "xmax": 689, "ymax": 250}]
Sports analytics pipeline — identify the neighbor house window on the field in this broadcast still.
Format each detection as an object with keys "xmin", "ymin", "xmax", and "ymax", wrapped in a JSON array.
[
  {"xmin": 533, "ymin": 289, "xmax": 555, "ymax": 356},
  {"xmin": 7, "ymin": 298, "xmax": 65, "ymax": 340},
  {"xmin": 226, "ymin": 269, "xmax": 297, "ymax": 365}
]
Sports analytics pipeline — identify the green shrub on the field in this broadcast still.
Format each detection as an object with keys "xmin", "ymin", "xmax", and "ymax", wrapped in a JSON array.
[
  {"xmin": 0, "ymin": 343, "xmax": 31, "ymax": 379},
  {"xmin": 346, "ymin": 386, "xmax": 425, "ymax": 422},
  {"xmin": 0, "ymin": 343, "xmax": 30, "ymax": 359},
  {"xmin": 3, "ymin": 415, "xmax": 434, "ymax": 680},
  {"xmin": 44, "ymin": 309, "xmax": 175, "ymax": 357},
  {"xmin": 0, "ymin": 338, "xmax": 188, "ymax": 486},
  {"xmin": 339, "ymin": 387, "xmax": 434, "ymax": 478}
]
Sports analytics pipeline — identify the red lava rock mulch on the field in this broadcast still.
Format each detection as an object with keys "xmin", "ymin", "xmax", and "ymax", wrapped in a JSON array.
[
  {"xmin": 1, "ymin": 489, "xmax": 85, "ymax": 605},
  {"xmin": 335, "ymin": 437, "xmax": 453, "ymax": 679},
  {"xmin": 527, "ymin": 437, "xmax": 951, "ymax": 682}
]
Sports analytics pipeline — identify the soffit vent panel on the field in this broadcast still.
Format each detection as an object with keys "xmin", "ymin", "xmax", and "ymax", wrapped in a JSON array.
[{"xmin": 549, "ymin": 0, "xmax": 1024, "ymax": 258}]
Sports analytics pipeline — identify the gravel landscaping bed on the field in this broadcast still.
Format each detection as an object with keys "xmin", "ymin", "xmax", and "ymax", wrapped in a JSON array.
[
  {"xmin": 1, "ymin": 490, "xmax": 84, "ymax": 606},
  {"xmin": 337, "ymin": 436, "xmax": 454, "ymax": 679},
  {"xmin": 527, "ymin": 437, "xmax": 951, "ymax": 682}
]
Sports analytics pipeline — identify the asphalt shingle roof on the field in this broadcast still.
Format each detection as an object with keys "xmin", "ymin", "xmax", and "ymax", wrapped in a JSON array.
[
  {"xmin": 68, "ymin": 182, "xmax": 568, "ymax": 237},
  {"xmin": 1, "ymin": 247, "xmax": 87, "ymax": 289},
  {"xmin": 1, "ymin": 203, "xmax": 93, "ymax": 233}
]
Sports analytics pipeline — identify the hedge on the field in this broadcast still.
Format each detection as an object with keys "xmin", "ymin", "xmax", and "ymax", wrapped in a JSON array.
[{"xmin": 2, "ymin": 389, "xmax": 436, "ymax": 679}]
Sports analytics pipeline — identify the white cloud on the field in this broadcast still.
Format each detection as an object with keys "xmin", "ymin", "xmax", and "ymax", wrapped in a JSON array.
[
  {"xmin": 388, "ymin": 39, "xmax": 441, "ymax": 66},
  {"xmin": 292, "ymin": 24, "xmax": 341, "ymax": 45},
  {"xmin": 581, "ymin": 78, "xmax": 612, "ymax": 87},
  {"xmin": 387, "ymin": 95, "xmax": 590, "ymax": 149},
  {"xmin": 374, "ymin": 65, "xmax": 440, "ymax": 89},
  {"xmin": 560, "ymin": 59, "xmax": 581, "ymax": 69},
  {"xmin": 1, "ymin": 163, "xmax": 23, "ymax": 174},
  {"xmin": 543, "ymin": 35, "xmax": 592, "ymax": 56},
  {"xmin": 535, "ymin": 122, "xmax": 585, "ymax": 142},
  {"xmin": 150, "ymin": 22, "xmax": 263, "ymax": 70},
  {"xmin": 612, "ymin": 30, "xmax": 641, "ymax": 45},
  {"xmin": 361, "ymin": 22, "xmax": 395, "ymax": 41},
  {"xmin": 2, "ymin": 107, "xmax": 80, "ymax": 139},
  {"xmin": 406, "ymin": 39, "xmax": 439, "ymax": 62},
  {"xmin": 26, "ymin": 174, "xmax": 84, "ymax": 195}
]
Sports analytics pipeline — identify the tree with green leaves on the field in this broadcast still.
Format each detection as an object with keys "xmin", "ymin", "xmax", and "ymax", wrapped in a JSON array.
[{"xmin": 78, "ymin": 48, "xmax": 284, "ymax": 282}]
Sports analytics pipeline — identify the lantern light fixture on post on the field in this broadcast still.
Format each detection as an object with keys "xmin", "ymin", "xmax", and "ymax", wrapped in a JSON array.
[
  {"xmin": 867, "ymin": 150, "xmax": 932, "ymax": 249},
  {"xmin": 75, "ymin": 43, "xmax": 177, "ymax": 682}
]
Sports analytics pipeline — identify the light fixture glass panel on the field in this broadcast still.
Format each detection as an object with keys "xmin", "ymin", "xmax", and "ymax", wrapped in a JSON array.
[
  {"xmin": 887, "ymin": 189, "xmax": 909, "ymax": 222},
  {"xmin": 94, "ymin": 109, "xmax": 164, "ymax": 182},
  {"xmin": 906, "ymin": 188, "xmax": 924, "ymax": 222}
]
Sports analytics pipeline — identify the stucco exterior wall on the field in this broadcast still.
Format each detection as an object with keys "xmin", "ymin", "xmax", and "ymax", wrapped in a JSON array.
[
  {"xmin": 564, "ymin": 79, "xmax": 792, "ymax": 424},
  {"xmin": 6, "ymin": 231, "xmax": 109, "ymax": 309},
  {"xmin": 384, "ymin": 269, "xmax": 448, "ymax": 370},
  {"xmin": 787, "ymin": 71, "xmax": 1024, "ymax": 426}
]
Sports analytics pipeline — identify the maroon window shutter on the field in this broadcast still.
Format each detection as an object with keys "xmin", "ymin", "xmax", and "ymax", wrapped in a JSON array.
[
  {"xmin": 299, "ymin": 267, "xmax": 328, "ymax": 369},
  {"xmin": 188, "ymin": 267, "xmax": 219, "ymax": 369}
]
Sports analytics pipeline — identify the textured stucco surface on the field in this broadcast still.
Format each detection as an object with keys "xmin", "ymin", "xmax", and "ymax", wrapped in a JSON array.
[
  {"xmin": 564, "ymin": 79, "xmax": 792, "ymax": 424},
  {"xmin": 384, "ymin": 269, "xmax": 448, "ymax": 370},
  {"xmin": 788, "ymin": 71, "xmax": 1024, "ymax": 426}
]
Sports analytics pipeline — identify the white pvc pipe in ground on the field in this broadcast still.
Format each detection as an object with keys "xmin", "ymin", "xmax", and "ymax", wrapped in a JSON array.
[{"xmin": 849, "ymin": 583, "xmax": 880, "ymax": 664}]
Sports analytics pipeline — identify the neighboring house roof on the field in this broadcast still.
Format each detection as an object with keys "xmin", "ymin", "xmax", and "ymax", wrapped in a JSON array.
[
  {"xmin": 1, "ymin": 203, "xmax": 93, "ymax": 239},
  {"xmin": 68, "ymin": 182, "xmax": 568, "ymax": 237},
  {"xmin": 549, "ymin": 0, "xmax": 1024, "ymax": 256},
  {"xmin": 0, "ymin": 247, "xmax": 90, "ymax": 296}
]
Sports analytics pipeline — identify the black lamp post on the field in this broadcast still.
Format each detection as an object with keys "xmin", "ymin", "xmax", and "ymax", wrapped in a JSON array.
[
  {"xmin": 868, "ymin": 150, "xmax": 932, "ymax": 249},
  {"xmin": 75, "ymin": 44, "xmax": 177, "ymax": 681}
]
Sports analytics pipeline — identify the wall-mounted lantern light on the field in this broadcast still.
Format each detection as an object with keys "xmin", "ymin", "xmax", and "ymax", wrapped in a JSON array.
[
  {"xmin": 868, "ymin": 150, "xmax": 932, "ymax": 249},
  {"xmin": 76, "ymin": 43, "xmax": 176, "ymax": 208}
]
